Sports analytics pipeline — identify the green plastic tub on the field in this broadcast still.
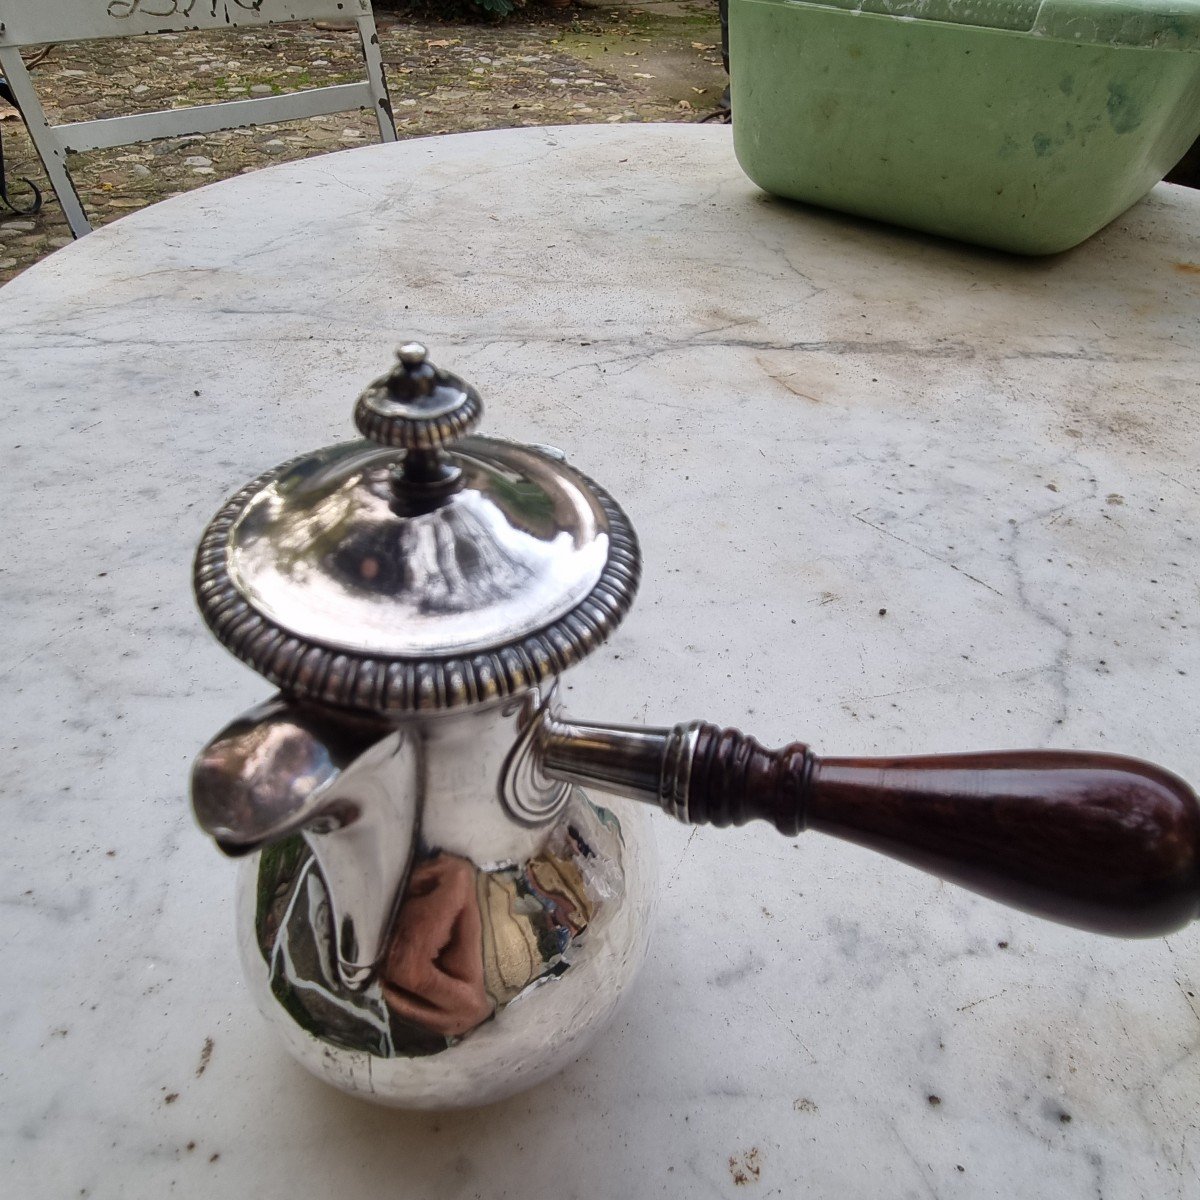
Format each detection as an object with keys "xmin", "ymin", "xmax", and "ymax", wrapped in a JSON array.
[{"xmin": 730, "ymin": 0, "xmax": 1200, "ymax": 253}]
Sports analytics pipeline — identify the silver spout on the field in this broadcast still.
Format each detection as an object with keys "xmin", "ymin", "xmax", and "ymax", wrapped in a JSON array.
[
  {"xmin": 538, "ymin": 713, "xmax": 702, "ymax": 821},
  {"xmin": 191, "ymin": 697, "xmax": 391, "ymax": 852},
  {"xmin": 300, "ymin": 729, "xmax": 419, "ymax": 990},
  {"xmin": 191, "ymin": 696, "xmax": 419, "ymax": 989}
]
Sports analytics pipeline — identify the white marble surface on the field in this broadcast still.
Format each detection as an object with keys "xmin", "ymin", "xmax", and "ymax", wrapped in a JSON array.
[{"xmin": 2, "ymin": 123, "xmax": 1199, "ymax": 1199}]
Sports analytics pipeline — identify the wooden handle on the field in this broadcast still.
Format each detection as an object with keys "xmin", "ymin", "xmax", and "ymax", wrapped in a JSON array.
[{"xmin": 683, "ymin": 725, "xmax": 1200, "ymax": 936}]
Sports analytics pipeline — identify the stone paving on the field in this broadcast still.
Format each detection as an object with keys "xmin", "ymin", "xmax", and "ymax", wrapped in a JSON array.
[{"xmin": 0, "ymin": 3, "xmax": 725, "ymax": 283}]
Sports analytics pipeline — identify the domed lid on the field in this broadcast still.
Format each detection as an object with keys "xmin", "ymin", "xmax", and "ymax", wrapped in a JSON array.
[{"xmin": 194, "ymin": 345, "xmax": 640, "ymax": 712}]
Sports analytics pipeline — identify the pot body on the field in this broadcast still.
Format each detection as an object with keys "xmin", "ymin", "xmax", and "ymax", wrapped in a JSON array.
[{"xmin": 232, "ymin": 688, "xmax": 657, "ymax": 1108}]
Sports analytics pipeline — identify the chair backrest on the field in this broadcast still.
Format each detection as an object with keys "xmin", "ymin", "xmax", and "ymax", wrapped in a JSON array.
[
  {"xmin": 0, "ymin": 1, "xmax": 368, "ymax": 45},
  {"xmin": 0, "ymin": 0, "xmax": 396, "ymax": 237}
]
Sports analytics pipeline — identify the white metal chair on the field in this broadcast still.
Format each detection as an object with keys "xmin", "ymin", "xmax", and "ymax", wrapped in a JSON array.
[{"xmin": 0, "ymin": 0, "xmax": 397, "ymax": 237}]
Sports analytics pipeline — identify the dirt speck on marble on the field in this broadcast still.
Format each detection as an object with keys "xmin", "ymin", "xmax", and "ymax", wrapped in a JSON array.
[
  {"xmin": 196, "ymin": 1036, "xmax": 214, "ymax": 1077},
  {"xmin": 729, "ymin": 1147, "xmax": 762, "ymax": 1185}
]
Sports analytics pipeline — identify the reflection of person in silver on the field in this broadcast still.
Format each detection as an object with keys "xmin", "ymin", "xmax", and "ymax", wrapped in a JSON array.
[
  {"xmin": 382, "ymin": 855, "xmax": 493, "ymax": 1037},
  {"xmin": 255, "ymin": 819, "xmax": 605, "ymax": 1057},
  {"xmin": 382, "ymin": 845, "xmax": 595, "ymax": 1035}
]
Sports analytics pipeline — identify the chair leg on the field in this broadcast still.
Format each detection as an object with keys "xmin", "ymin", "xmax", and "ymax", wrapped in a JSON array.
[
  {"xmin": 356, "ymin": 15, "xmax": 397, "ymax": 144},
  {"xmin": 0, "ymin": 47, "xmax": 90, "ymax": 236}
]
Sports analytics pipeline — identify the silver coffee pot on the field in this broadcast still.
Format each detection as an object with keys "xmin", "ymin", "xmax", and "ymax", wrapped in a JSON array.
[{"xmin": 191, "ymin": 346, "xmax": 1199, "ymax": 1108}]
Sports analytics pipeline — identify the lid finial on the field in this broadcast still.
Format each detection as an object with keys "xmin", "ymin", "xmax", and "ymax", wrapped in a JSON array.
[
  {"xmin": 353, "ymin": 344, "xmax": 484, "ymax": 511},
  {"xmin": 396, "ymin": 342, "xmax": 428, "ymax": 367},
  {"xmin": 353, "ymin": 343, "xmax": 483, "ymax": 451}
]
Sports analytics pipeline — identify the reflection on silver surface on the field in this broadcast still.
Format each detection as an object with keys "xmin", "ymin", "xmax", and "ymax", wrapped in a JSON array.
[
  {"xmin": 538, "ymin": 712, "xmax": 703, "ymax": 822},
  {"xmin": 196, "ymin": 685, "xmax": 656, "ymax": 1106},
  {"xmin": 191, "ymin": 697, "xmax": 392, "ymax": 852},
  {"xmin": 499, "ymin": 691, "xmax": 572, "ymax": 826},
  {"xmin": 191, "ymin": 696, "xmax": 419, "ymax": 989},
  {"xmin": 252, "ymin": 803, "xmax": 611, "ymax": 1052},
  {"xmin": 301, "ymin": 730, "xmax": 419, "ymax": 989},
  {"xmin": 238, "ymin": 789, "xmax": 656, "ymax": 1106},
  {"xmin": 226, "ymin": 438, "xmax": 611, "ymax": 657}
]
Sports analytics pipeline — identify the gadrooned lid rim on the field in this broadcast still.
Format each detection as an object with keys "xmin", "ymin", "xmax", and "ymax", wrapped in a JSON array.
[{"xmin": 193, "ymin": 451, "xmax": 641, "ymax": 713}]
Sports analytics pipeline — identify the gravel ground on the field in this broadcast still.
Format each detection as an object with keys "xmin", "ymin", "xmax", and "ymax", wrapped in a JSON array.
[{"xmin": 0, "ymin": 2, "xmax": 726, "ymax": 283}]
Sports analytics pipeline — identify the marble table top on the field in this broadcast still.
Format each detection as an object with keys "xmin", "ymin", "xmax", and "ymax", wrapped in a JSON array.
[{"xmin": 2, "ymin": 124, "xmax": 1199, "ymax": 1200}]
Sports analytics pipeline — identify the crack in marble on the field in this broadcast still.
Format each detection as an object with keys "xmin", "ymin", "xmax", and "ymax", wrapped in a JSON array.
[
  {"xmin": 886, "ymin": 1120, "xmax": 943, "ymax": 1200},
  {"xmin": 850, "ymin": 511, "xmax": 1006, "ymax": 598},
  {"xmin": 1156, "ymin": 469, "xmax": 1200, "ymax": 497},
  {"xmin": 999, "ymin": 455, "xmax": 1101, "ymax": 738},
  {"xmin": 758, "ymin": 993, "xmax": 819, "ymax": 1066}
]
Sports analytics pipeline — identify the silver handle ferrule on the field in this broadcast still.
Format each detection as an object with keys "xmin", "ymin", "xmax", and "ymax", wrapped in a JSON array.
[{"xmin": 538, "ymin": 714, "xmax": 702, "ymax": 822}]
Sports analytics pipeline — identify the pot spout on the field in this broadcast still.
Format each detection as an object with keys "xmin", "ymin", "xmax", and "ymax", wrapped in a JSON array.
[
  {"xmin": 191, "ymin": 697, "xmax": 418, "ymax": 988},
  {"xmin": 191, "ymin": 697, "xmax": 393, "ymax": 854}
]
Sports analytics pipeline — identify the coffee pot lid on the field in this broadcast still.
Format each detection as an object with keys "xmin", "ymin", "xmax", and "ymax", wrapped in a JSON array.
[{"xmin": 194, "ymin": 345, "xmax": 640, "ymax": 712}]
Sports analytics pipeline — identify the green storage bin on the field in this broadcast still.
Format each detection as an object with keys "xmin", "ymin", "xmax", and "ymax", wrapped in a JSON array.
[{"xmin": 730, "ymin": 0, "xmax": 1200, "ymax": 253}]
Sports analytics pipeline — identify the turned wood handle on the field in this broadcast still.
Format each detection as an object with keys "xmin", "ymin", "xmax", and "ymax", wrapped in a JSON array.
[{"xmin": 682, "ymin": 725, "xmax": 1200, "ymax": 936}]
